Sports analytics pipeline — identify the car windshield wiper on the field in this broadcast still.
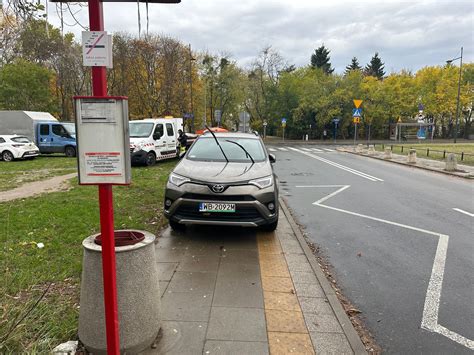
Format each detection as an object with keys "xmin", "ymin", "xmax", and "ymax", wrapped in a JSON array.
[
  {"xmin": 205, "ymin": 125, "xmax": 229, "ymax": 163},
  {"xmin": 225, "ymin": 140, "xmax": 255, "ymax": 164}
]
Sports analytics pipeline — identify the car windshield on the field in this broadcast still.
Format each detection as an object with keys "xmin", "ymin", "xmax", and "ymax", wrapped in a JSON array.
[
  {"xmin": 11, "ymin": 136, "xmax": 30, "ymax": 143},
  {"xmin": 129, "ymin": 122, "xmax": 154, "ymax": 138},
  {"xmin": 62, "ymin": 123, "xmax": 76, "ymax": 135},
  {"xmin": 187, "ymin": 137, "xmax": 266, "ymax": 162}
]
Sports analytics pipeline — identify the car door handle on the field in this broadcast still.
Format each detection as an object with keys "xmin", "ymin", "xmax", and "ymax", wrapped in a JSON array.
[{"xmin": 163, "ymin": 141, "xmax": 167, "ymax": 143}]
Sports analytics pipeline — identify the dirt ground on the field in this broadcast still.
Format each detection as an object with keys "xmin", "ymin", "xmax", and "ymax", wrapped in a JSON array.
[{"xmin": 0, "ymin": 173, "xmax": 77, "ymax": 202}]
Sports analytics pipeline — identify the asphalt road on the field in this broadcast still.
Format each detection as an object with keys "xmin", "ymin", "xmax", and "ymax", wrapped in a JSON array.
[{"xmin": 267, "ymin": 144, "xmax": 474, "ymax": 354}]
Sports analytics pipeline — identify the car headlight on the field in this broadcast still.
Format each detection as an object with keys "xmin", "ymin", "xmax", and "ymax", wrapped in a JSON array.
[
  {"xmin": 169, "ymin": 172, "xmax": 190, "ymax": 187},
  {"xmin": 249, "ymin": 175, "xmax": 273, "ymax": 189}
]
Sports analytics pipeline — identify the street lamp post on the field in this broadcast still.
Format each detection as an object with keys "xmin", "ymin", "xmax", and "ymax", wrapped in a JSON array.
[{"xmin": 446, "ymin": 46, "xmax": 463, "ymax": 143}]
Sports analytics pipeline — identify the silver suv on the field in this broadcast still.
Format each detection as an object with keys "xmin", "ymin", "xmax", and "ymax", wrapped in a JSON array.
[{"xmin": 164, "ymin": 132, "xmax": 279, "ymax": 231}]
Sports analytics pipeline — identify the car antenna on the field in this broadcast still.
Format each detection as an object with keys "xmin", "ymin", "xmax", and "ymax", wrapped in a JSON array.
[{"xmin": 205, "ymin": 125, "xmax": 229, "ymax": 163}]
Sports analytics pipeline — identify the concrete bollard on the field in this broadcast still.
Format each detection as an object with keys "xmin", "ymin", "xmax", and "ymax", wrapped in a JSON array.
[
  {"xmin": 368, "ymin": 145, "xmax": 375, "ymax": 155},
  {"xmin": 79, "ymin": 230, "xmax": 161, "ymax": 355},
  {"xmin": 356, "ymin": 144, "xmax": 364, "ymax": 153},
  {"xmin": 408, "ymin": 149, "xmax": 417, "ymax": 164},
  {"xmin": 384, "ymin": 147, "xmax": 392, "ymax": 159},
  {"xmin": 445, "ymin": 153, "xmax": 457, "ymax": 171}
]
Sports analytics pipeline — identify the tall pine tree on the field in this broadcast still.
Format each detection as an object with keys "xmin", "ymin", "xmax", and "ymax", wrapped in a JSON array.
[
  {"xmin": 310, "ymin": 45, "xmax": 334, "ymax": 74},
  {"xmin": 344, "ymin": 57, "xmax": 362, "ymax": 74},
  {"xmin": 364, "ymin": 52, "xmax": 385, "ymax": 79}
]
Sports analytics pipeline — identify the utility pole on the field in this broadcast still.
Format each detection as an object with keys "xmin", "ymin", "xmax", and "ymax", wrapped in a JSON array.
[
  {"xmin": 188, "ymin": 44, "xmax": 195, "ymax": 132},
  {"xmin": 446, "ymin": 47, "xmax": 463, "ymax": 143}
]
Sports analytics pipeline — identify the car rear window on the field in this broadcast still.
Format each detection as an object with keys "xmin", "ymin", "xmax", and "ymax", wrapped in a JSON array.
[
  {"xmin": 11, "ymin": 137, "xmax": 30, "ymax": 143},
  {"xmin": 187, "ymin": 137, "xmax": 266, "ymax": 162}
]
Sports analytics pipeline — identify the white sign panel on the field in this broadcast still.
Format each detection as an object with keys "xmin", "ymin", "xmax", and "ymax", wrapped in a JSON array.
[
  {"xmin": 82, "ymin": 31, "xmax": 113, "ymax": 68},
  {"xmin": 75, "ymin": 97, "xmax": 131, "ymax": 185}
]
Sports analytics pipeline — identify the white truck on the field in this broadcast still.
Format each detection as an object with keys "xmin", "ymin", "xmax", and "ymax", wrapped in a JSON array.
[
  {"xmin": 129, "ymin": 118, "xmax": 185, "ymax": 166},
  {"xmin": 0, "ymin": 111, "xmax": 77, "ymax": 157}
]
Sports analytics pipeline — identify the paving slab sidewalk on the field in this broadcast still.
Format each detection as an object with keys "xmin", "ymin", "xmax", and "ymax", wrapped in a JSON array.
[{"xmin": 139, "ymin": 201, "xmax": 366, "ymax": 355}]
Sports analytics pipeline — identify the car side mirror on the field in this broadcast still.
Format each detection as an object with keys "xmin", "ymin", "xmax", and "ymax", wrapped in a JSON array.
[{"xmin": 269, "ymin": 154, "xmax": 276, "ymax": 164}]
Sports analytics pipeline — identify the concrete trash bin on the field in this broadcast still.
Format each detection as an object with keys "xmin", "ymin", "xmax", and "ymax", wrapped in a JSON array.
[{"xmin": 78, "ymin": 230, "xmax": 160, "ymax": 354}]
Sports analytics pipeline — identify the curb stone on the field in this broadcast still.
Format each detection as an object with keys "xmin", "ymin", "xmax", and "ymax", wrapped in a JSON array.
[{"xmin": 279, "ymin": 198, "xmax": 368, "ymax": 355}]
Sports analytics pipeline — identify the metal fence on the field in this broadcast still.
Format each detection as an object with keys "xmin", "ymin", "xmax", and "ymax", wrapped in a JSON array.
[{"xmin": 372, "ymin": 143, "xmax": 474, "ymax": 163}]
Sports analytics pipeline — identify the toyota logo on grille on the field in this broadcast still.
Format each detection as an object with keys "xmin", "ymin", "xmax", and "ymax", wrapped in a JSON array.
[{"xmin": 211, "ymin": 184, "xmax": 225, "ymax": 193}]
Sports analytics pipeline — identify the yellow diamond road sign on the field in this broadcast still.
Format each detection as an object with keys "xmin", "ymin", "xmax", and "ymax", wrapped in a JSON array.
[{"xmin": 353, "ymin": 99, "xmax": 363, "ymax": 108}]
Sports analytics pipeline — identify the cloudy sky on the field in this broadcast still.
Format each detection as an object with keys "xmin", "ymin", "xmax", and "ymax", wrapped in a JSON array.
[{"xmin": 46, "ymin": 0, "xmax": 473, "ymax": 74}]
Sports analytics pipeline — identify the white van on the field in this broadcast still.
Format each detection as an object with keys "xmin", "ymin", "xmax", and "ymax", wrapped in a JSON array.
[{"xmin": 129, "ymin": 118, "xmax": 184, "ymax": 166}]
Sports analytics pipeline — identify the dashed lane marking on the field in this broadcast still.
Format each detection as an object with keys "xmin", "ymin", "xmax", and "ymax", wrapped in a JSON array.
[{"xmin": 297, "ymin": 185, "xmax": 473, "ymax": 350}]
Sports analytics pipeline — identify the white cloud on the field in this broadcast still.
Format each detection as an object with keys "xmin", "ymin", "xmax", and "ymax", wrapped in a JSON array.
[{"xmin": 46, "ymin": 0, "xmax": 473, "ymax": 73}]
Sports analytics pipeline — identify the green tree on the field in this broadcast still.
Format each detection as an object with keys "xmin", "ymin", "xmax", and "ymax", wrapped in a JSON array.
[
  {"xmin": 344, "ymin": 57, "xmax": 362, "ymax": 74},
  {"xmin": 310, "ymin": 45, "xmax": 334, "ymax": 74},
  {"xmin": 0, "ymin": 59, "xmax": 56, "ymax": 111},
  {"xmin": 364, "ymin": 52, "xmax": 385, "ymax": 79}
]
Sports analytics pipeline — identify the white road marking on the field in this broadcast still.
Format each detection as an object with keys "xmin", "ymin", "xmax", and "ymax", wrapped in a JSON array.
[
  {"xmin": 302, "ymin": 148, "xmax": 313, "ymax": 152},
  {"xmin": 323, "ymin": 148, "xmax": 335, "ymax": 152},
  {"xmin": 297, "ymin": 184, "xmax": 473, "ymax": 350},
  {"xmin": 278, "ymin": 147, "xmax": 288, "ymax": 151},
  {"xmin": 453, "ymin": 208, "xmax": 474, "ymax": 217},
  {"xmin": 289, "ymin": 147, "xmax": 384, "ymax": 182},
  {"xmin": 312, "ymin": 148, "xmax": 323, "ymax": 152},
  {"xmin": 268, "ymin": 148, "xmax": 277, "ymax": 152}
]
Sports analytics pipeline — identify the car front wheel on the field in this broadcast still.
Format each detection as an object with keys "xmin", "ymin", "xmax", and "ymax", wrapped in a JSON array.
[
  {"xmin": 145, "ymin": 152, "xmax": 156, "ymax": 166},
  {"xmin": 2, "ymin": 150, "xmax": 14, "ymax": 162},
  {"xmin": 65, "ymin": 146, "xmax": 76, "ymax": 157}
]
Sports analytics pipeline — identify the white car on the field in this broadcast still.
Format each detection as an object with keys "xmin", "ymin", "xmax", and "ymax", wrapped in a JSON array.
[{"xmin": 0, "ymin": 135, "xmax": 40, "ymax": 161}]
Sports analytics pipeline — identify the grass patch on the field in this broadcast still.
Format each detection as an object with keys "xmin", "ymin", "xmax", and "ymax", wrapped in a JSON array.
[
  {"xmin": 374, "ymin": 143, "xmax": 474, "ymax": 166},
  {"xmin": 0, "ymin": 160, "xmax": 176, "ymax": 353},
  {"xmin": 0, "ymin": 156, "xmax": 77, "ymax": 191}
]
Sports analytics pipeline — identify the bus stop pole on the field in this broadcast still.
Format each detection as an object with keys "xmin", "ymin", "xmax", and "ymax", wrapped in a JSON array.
[{"xmin": 88, "ymin": 0, "xmax": 120, "ymax": 354}]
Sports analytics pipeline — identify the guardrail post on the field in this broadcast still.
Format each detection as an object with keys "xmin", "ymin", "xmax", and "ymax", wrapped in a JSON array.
[
  {"xmin": 427, "ymin": 148, "xmax": 429, "ymax": 157},
  {"xmin": 461, "ymin": 152, "xmax": 464, "ymax": 161},
  {"xmin": 443, "ymin": 150, "xmax": 446, "ymax": 159}
]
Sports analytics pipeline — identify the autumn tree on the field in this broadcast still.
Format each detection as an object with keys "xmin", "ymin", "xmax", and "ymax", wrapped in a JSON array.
[
  {"xmin": 310, "ymin": 45, "xmax": 334, "ymax": 74},
  {"xmin": 0, "ymin": 59, "xmax": 56, "ymax": 111}
]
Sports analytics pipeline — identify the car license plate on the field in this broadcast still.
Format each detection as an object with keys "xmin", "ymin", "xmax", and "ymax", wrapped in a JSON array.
[{"xmin": 199, "ymin": 202, "xmax": 235, "ymax": 213}]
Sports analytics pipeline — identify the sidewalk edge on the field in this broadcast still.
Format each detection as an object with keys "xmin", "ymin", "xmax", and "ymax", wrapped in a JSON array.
[
  {"xmin": 341, "ymin": 149, "xmax": 473, "ymax": 179},
  {"xmin": 279, "ymin": 198, "xmax": 367, "ymax": 355}
]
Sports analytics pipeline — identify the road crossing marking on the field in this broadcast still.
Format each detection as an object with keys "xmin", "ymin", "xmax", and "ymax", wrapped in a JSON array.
[
  {"xmin": 311, "ymin": 148, "xmax": 323, "ymax": 152},
  {"xmin": 268, "ymin": 148, "xmax": 277, "ymax": 152},
  {"xmin": 453, "ymin": 208, "xmax": 474, "ymax": 217},
  {"xmin": 297, "ymin": 185, "xmax": 473, "ymax": 350},
  {"xmin": 323, "ymin": 148, "xmax": 334, "ymax": 152},
  {"xmin": 301, "ymin": 148, "xmax": 313, "ymax": 152},
  {"xmin": 288, "ymin": 147, "xmax": 383, "ymax": 182},
  {"xmin": 277, "ymin": 147, "xmax": 288, "ymax": 151}
]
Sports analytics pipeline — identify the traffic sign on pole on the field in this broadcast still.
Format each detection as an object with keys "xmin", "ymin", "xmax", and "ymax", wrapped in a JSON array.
[
  {"xmin": 353, "ymin": 99, "xmax": 363, "ymax": 108},
  {"xmin": 352, "ymin": 108, "xmax": 362, "ymax": 117}
]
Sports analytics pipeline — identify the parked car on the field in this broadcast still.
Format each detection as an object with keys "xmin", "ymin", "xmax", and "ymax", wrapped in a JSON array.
[
  {"xmin": 0, "ymin": 111, "xmax": 77, "ymax": 157},
  {"xmin": 0, "ymin": 135, "xmax": 40, "ymax": 161},
  {"xmin": 164, "ymin": 131, "xmax": 279, "ymax": 231}
]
